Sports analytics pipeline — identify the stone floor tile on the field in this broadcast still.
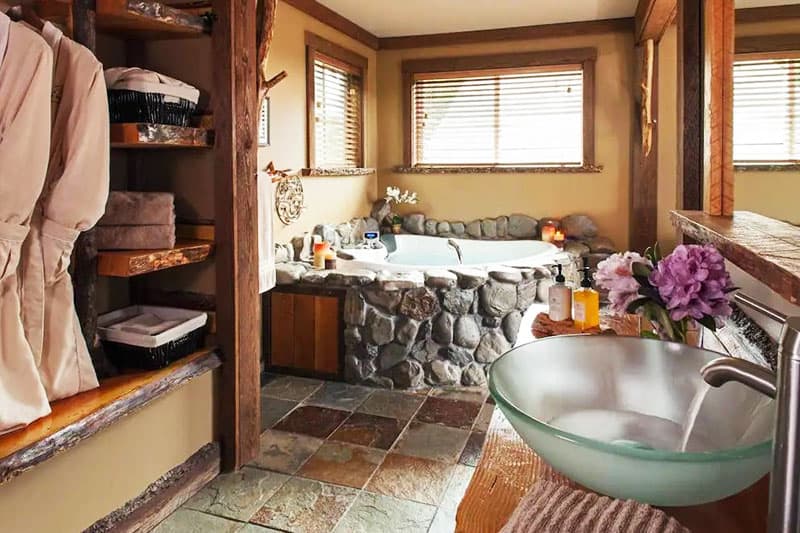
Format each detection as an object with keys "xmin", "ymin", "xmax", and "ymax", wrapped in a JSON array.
[
  {"xmin": 414, "ymin": 397, "xmax": 482, "ymax": 430},
  {"xmin": 458, "ymin": 431, "xmax": 487, "ymax": 467},
  {"xmin": 365, "ymin": 453, "xmax": 453, "ymax": 506},
  {"xmin": 472, "ymin": 403, "xmax": 495, "ymax": 433},
  {"xmin": 261, "ymin": 375, "xmax": 323, "ymax": 401},
  {"xmin": 251, "ymin": 430, "xmax": 323, "ymax": 474},
  {"xmin": 183, "ymin": 467, "xmax": 289, "ymax": 522},
  {"xmin": 333, "ymin": 491, "xmax": 436, "ymax": 533},
  {"xmin": 392, "ymin": 421, "xmax": 470, "ymax": 463},
  {"xmin": 272, "ymin": 405, "xmax": 349, "ymax": 439},
  {"xmin": 329, "ymin": 412, "xmax": 406, "ymax": 450},
  {"xmin": 250, "ymin": 477, "xmax": 358, "ymax": 533},
  {"xmin": 151, "ymin": 509, "xmax": 242, "ymax": 533},
  {"xmin": 428, "ymin": 508, "xmax": 457, "ymax": 533},
  {"xmin": 237, "ymin": 525, "xmax": 282, "ymax": 532},
  {"xmin": 304, "ymin": 381, "xmax": 373, "ymax": 411},
  {"xmin": 260, "ymin": 396, "xmax": 297, "ymax": 431},
  {"xmin": 356, "ymin": 389, "xmax": 426, "ymax": 420},
  {"xmin": 297, "ymin": 441, "xmax": 385, "ymax": 489},
  {"xmin": 439, "ymin": 464, "xmax": 476, "ymax": 512},
  {"xmin": 429, "ymin": 386, "xmax": 488, "ymax": 404}
]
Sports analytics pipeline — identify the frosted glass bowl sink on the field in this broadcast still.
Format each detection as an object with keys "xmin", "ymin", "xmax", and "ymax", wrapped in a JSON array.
[{"xmin": 488, "ymin": 335, "xmax": 775, "ymax": 506}]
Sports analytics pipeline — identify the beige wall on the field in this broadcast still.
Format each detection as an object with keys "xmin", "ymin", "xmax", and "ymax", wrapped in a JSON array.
[
  {"xmin": 657, "ymin": 25, "xmax": 679, "ymax": 250},
  {"xmin": 262, "ymin": 1, "xmax": 379, "ymax": 244},
  {"xmin": 0, "ymin": 373, "xmax": 216, "ymax": 533},
  {"xmin": 376, "ymin": 33, "xmax": 635, "ymax": 249}
]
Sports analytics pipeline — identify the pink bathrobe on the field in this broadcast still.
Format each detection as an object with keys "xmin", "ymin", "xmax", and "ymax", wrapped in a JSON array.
[
  {"xmin": 0, "ymin": 13, "xmax": 52, "ymax": 433},
  {"xmin": 20, "ymin": 21, "xmax": 107, "ymax": 401}
]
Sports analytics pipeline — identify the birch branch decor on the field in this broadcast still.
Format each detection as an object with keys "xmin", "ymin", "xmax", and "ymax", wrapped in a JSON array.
[{"xmin": 256, "ymin": 0, "xmax": 287, "ymax": 102}]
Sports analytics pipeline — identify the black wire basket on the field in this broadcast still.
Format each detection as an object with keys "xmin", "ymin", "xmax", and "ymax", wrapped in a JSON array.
[
  {"xmin": 108, "ymin": 89, "xmax": 197, "ymax": 127},
  {"xmin": 102, "ymin": 327, "xmax": 206, "ymax": 371}
]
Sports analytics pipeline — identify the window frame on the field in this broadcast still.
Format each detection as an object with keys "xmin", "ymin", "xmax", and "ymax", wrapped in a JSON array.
[
  {"xmin": 401, "ymin": 48, "xmax": 597, "ymax": 169},
  {"xmin": 733, "ymin": 35, "xmax": 800, "ymax": 169},
  {"xmin": 305, "ymin": 31, "xmax": 368, "ymax": 169}
]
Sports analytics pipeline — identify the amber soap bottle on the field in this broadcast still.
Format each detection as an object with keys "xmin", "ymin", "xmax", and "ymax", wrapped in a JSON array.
[{"xmin": 573, "ymin": 259, "xmax": 600, "ymax": 330}]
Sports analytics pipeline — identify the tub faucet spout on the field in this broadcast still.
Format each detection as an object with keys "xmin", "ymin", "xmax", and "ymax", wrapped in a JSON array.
[
  {"xmin": 701, "ymin": 295, "xmax": 800, "ymax": 533},
  {"xmin": 447, "ymin": 239, "xmax": 463, "ymax": 264}
]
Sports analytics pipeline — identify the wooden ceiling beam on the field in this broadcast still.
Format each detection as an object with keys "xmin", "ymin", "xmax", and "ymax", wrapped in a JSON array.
[{"xmin": 635, "ymin": 0, "xmax": 677, "ymax": 43}]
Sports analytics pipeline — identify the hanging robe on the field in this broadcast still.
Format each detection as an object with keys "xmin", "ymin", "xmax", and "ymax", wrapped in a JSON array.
[
  {"xmin": 0, "ymin": 13, "xmax": 53, "ymax": 433},
  {"xmin": 20, "ymin": 21, "xmax": 107, "ymax": 401}
]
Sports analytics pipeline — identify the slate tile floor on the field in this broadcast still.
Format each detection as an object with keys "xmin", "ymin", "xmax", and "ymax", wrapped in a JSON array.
[{"xmin": 157, "ymin": 374, "xmax": 493, "ymax": 533}]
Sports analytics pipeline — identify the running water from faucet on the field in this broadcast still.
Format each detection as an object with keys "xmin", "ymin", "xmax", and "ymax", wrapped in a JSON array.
[
  {"xmin": 447, "ymin": 238, "xmax": 463, "ymax": 264},
  {"xmin": 679, "ymin": 383, "xmax": 712, "ymax": 452}
]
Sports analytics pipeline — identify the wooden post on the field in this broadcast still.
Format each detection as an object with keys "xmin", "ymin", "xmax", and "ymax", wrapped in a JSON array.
[
  {"xmin": 212, "ymin": 0, "xmax": 262, "ymax": 470},
  {"xmin": 703, "ymin": 0, "xmax": 735, "ymax": 216},
  {"xmin": 677, "ymin": 0, "xmax": 704, "ymax": 212}
]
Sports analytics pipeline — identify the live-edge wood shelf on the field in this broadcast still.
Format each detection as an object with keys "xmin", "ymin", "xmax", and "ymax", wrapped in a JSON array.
[
  {"xmin": 0, "ymin": 348, "xmax": 221, "ymax": 486},
  {"xmin": 111, "ymin": 123, "xmax": 214, "ymax": 149},
  {"xmin": 97, "ymin": 239, "xmax": 214, "ymax": 277},
  {"xmin": 35, "ymin": 0, "xmax": 210, "ymax": 40},
  {"xmin": 671, "ymin": 210, "xmax": 800, "ymax": 305}
]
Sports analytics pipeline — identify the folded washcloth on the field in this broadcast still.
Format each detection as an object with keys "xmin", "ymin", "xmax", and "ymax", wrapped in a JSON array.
[
  {"xmin": 98, "ymin": 191, "xmax": 175, "ymax": 227},
  {"xmin": 500, "ymin": 481, "xmax": 689, "ymax": 533},
  {"xmin": 96, "ymin": 224, "xmax": 176, "ymax": 250}
]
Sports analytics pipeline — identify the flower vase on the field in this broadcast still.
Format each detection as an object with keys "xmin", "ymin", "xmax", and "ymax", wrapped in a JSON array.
[
  {"xmin": 641, "ymin": 318, "xmax": 703, "ymax": 347},
  {"xmin": 392, "ymin": 223, "xmax": 402, "ymax": 234}
]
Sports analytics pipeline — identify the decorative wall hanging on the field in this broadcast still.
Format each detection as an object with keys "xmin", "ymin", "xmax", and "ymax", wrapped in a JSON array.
[
  {"xmin": 258, "ymin": 97, "xmax": 270, "ymax": 146},
  {"xmin": 265, "ymin": 162, "xmax": 304, "ymax": 225}
]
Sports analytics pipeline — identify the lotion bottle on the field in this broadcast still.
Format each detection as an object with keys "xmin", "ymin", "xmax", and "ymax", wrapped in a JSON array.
[
  {"xmin": 573, "ymin": 259, "xmax": 600, "ymax": 330},
  {"xmin": 548, "ymin": 264, "xmax": 572, "ymax": 322}
]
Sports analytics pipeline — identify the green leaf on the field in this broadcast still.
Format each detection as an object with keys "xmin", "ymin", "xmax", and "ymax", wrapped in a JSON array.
[
  {"xmin": 631, "ymin": 262, "xmax": 652, "ymax": 278},
  {"xmin": 652, "ymin": 242, "xmax": 663, "ymax": 263},
  {"xmin": 626, "ymin": 297, "xmax": 650, "ymax": 314},
  {"xmin": 697, "ymin": 315, "xmax": 717, "ymax": 332},
  {"xmin": 640, "ymin": 330, "xmax": 660, "ymax": 339}
]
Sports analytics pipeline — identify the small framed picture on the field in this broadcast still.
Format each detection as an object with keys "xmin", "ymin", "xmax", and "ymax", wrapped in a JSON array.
[{"xmin": 258, "ymin": 97, "xmax": 270, "ymax": 146}]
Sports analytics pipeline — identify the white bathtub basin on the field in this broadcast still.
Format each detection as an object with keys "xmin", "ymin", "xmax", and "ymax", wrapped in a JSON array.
[{"xmin": 340, "ymin": 234, "xmax": 561, "ymax": 273}]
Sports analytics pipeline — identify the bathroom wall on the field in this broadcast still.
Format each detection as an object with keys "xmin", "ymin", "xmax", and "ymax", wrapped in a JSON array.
[
  {"xmin": 376, "ymin": 31, "xmax": 635, "ymax": 249},
  {"xmin": 261, "ymin": 1, "xmax": 380, "ymax": 244},
  {"xmin": 0, "ymin": 373, "xmax": 216, "ymax": 533}
]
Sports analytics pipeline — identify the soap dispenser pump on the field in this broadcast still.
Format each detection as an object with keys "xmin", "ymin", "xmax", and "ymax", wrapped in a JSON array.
[
  {"xmin": 573, "ymin": 258, "xmax": 600, "ymax": 330},
  {"xmin": 548, "ymin": 263, "xmax": 572, "ymax": 322}
]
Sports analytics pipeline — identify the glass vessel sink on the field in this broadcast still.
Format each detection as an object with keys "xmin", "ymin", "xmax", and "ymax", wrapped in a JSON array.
[{"xmin": 488, "ymin": 335, "xmax": 774, "ymax": 506}]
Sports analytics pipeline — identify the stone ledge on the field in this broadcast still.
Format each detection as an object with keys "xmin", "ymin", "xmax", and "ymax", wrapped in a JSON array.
[
  {"xmin": 301, "ymin": 167, "xmax": 376, "ymax": 177},
  {"xmin": 392, "ymin": 165, "xmax": 604, "ymax": 174}
]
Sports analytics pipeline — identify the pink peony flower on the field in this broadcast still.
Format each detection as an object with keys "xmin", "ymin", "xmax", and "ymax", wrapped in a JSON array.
[{"xmin": 595, "ymin": 252, "xmax": 651, "ymax": 315}]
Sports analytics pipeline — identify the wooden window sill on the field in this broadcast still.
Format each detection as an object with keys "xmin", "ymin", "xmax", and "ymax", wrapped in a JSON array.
[
  {"xmin": 0, "ymin": 348, "xmax": 221, "ymax": 486},
  {"xmin": 392, "ymin": 165, "xmax": 603, "ymax": 174},
  {"xmin": 300, "ymin": 168, "xmax": 376, "ymax": 177},
  {"xmin": 671, "ymin": 210, "xmax": 800, "ymax": 305},
  {"xmin": 735, "ymin": 164, "xmax": 800, "ymax": 172}
]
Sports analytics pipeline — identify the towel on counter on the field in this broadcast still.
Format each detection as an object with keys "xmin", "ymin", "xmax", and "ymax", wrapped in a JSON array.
[
  {"xmin": 96, "ymin": 224, "xmax": 176, "ymax": 250},
  {"xmin": 257, "ymin": 171, "xmax": 275, "ymax": 293},
  {"xmin": 500, "ymin": 481, "xmax": 689, "ymax": 533},
  {"xmin": 98, "ymin": 191, "xmax": 175, "ymax": 227}
]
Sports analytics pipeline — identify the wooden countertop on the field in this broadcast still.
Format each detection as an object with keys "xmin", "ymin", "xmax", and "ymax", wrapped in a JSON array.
[{"xmin": 671, "ymin": 210, "xmax": 800, "ymax": 305}]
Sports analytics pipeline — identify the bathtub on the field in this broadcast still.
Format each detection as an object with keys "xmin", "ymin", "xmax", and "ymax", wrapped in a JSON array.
[{"xmin": 340, "ymin": 234, "xmax": 562, "ymax": 273}]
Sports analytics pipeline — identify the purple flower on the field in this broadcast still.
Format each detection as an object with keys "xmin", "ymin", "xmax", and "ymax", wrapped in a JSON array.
[
  {"xmin": 649, "ymin": 244, "xmax": 734, "ymax": 322},
  {"xmin": 595, "ymin": 252, "xmax": 651, "ymax": 315}
]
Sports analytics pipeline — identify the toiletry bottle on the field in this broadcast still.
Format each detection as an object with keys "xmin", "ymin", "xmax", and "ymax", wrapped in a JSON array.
[
  {"xmin": 573, "ymin": 259, "xmax": 600, "ymax": 330},
  {"xmin": 548, "ymin": 264, "xmax": 572, "ymax": 322}
]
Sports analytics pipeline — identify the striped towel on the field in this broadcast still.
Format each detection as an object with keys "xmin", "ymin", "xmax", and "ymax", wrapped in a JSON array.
[{"xmin": 500, "ymin": 481, "xmax": 689, "ymax": 533}]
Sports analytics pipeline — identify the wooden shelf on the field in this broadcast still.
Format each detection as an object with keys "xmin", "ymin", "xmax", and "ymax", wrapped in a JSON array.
[
  {"xmin": 671, "ymin": 210, "xmax": 800, "ymax": 305},
  {"xmin": 35, "ymin": 0, "xmax": 210, "ymax": 40},
  {"xmin": 110, "ymin": 123, "xmax": 213, "ymax": 149},
  {"xmin": 97, "ymin": 239, "xmax": 214, "ymax": 277},
  {"xmin": 0, "ymin": 348, "xmax": 221, "ymax": 485}
]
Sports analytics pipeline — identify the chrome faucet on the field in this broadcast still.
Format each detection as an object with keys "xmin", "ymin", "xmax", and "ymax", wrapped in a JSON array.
[
  {"xmin": 447, "ymin": 238, "xmax": 463, "ymax": 264},
  {"xmin": 700, "ymin": 293, "xmax": 800, "ymax": 533}
]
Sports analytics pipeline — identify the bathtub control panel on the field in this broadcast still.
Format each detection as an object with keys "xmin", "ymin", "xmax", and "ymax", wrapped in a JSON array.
[{"xmin": 363, "ymin": 231, "xmax": 380, "ymax": 248}]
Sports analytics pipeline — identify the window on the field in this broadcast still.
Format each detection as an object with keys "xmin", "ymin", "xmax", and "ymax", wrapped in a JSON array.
[
  {"xmin": 403, "ymin": 48, "xmax": 596, "ymax": 168},
  {"xmin": 734, "ymin": 52, "xmax": 800, "ymax": 165},
  {"xmin": 306, "ymin": 32, "xmax": 366, "ymax": 168}
]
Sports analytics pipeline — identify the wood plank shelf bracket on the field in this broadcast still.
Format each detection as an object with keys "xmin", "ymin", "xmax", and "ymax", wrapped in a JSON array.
[
  {"xmin": 0, "ymin": 349, "xmax": 221, "ymax": 486},
  {"xmin": 97, "ymin": 240, "xmax": 214, "ymax": 277}
]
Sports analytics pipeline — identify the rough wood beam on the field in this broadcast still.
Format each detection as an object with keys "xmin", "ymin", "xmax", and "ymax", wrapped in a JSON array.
[
  {"xmin": 635, "ymin": 0, "xmax": 677, "ymax": 43},
  {"xmin": 677, "ymin": 0, "xmax": 704, "ymax": 212},
  {"xmin": 212, "ymin": 0, "xmax": 262, "ymax": 471},
  {"xmin": 703, "ymin": 0, "xmax": 735, "ymax": 216}
]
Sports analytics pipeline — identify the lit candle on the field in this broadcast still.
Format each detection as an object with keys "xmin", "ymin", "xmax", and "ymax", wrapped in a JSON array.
[
  {"xmin": 541, "ymin": 224, "xmax": 557, "ymax": 243},
  {"xmin": 553, "ymin": 230, "xmax": 566, "ymax": 248}
]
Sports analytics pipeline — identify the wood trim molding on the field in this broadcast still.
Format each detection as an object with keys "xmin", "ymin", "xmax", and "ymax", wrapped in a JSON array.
[
  {"xmin": 678, "ymin": 0, "xmax": 704, "ymax": 212},
  {"xmin": 305, "ymin": 31, "xmax": 368, "ymax": 69},
  {"xmin": 735, "ymin": 4, "xmax": 800, "ymax": 24},
  {"xmin": 401, "ymin": 48, "xmax": 597, "ymax": 168},
  {"xmin": 282, "ymin": 0, "xmax": 379, "ymax": 50},
  {"xmin": 736, "ymin": 34, "xmax": 800, "ymax": 55},
  {"xmin": 212, "ymin": 0, "xmax": 262, "ymax": 471},
  {"xmin": 86, "ymin": 443, "xmax": 221, "ymax": 533},
  {"xmin": 380, "ymin": 18, "xmax": 634, "ymax": 50},
  {"xmin": 635, "ymin": 0, "xmax": 677, "ymax": 43}
]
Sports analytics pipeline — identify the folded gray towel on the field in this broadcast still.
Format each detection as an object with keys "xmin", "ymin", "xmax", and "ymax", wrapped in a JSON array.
[
  {"xmin": 98, "ymin": 191, "xmax": 175, "ymax": 226},
  {"xmin": 500, "ymin": 481, "xmax": 689, "ymax": 533},
  {"xmin": 96, "ymin": 224, "xmax": 176, "ymax": 250}
]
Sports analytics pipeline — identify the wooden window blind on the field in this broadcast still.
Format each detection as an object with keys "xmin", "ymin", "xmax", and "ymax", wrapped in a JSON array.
[
  {"xmin": 412, "ymin": 65, "xmax": 585, "ymax": 167},
  {"xmin": 312, "ymin": 54, "xmax": 363, "ymax": 168},
  {"xmin": 734, "ymin": 53, "xmax": 800, "ymax": 165}
]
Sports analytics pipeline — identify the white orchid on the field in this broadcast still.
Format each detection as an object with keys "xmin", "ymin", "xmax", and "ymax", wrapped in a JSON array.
[{"xmin": 385, "ymin": 186, "xmax": 418, "ymax": 205}]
